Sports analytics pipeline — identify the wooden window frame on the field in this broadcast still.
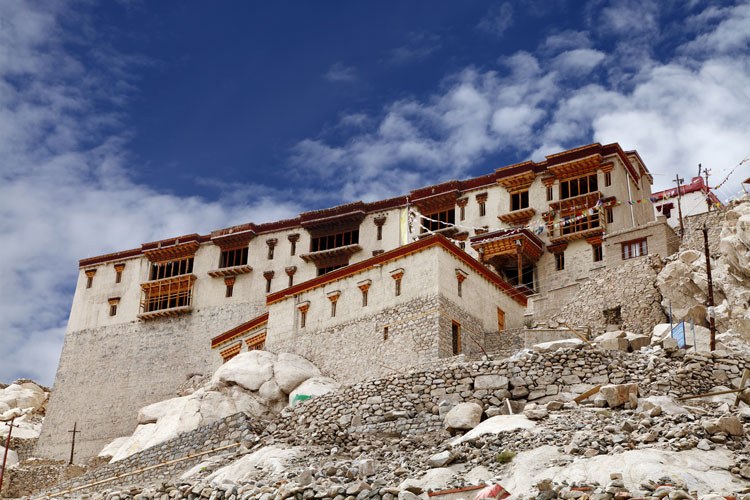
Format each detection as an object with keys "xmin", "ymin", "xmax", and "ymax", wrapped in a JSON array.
[
  {"xmin": 621, "ymin": 238, "xmax": 648, "ymax": 260},
  {"xmin": 149, "ymin": 257, "xmax": 194, "ymax": 281},
  {"xmin": 451, "ymin": 321, "xmax": 461, "ymax": 355},
  {"xmin": 85, "ymin": 269, "xmax": 96, "ymax": 289},
  {"xmin": 219, "ymin": 247, "xmax": 248, "ymax": 269},
  {"xmin": 310, "ymin": 229, "xmax": 360, "ymax": 252},
  {"xmin": 593, "ymin": 243, "xmax": 603, "ymax": 262},
  {"xmin": 108, "ymin": 297, "xmax": 120, "ymax": 317},
  {"xmin": 266, "ymin": 239, "xmax": 277, "ymax": 260},
  {"xmin": 510, "ymin": 190, "xmax": 529, "ymax": 211},
  {"xmin": 224, "ymin": 277, "xmax": 235, "ymax": 298},
  {"xmin": 114, "ymin": 263, "xmax": 125, "ymax": 284},
  {"xmin": 559, "ymin": 173, "xmax": 598, "ymax": 200},
  {"xmin": 554, "ymin": 252, "xmax": 565, "ymax": 271},
  {"xmin": 546, "ymin": 186, "xmax": 553, "ymax": 201},
  {"xmin": 606, "ymin": 207, "xmax": 614, "ymax": 224},
  {"xmin": 604, "ymin": 171, "xmax": 612, "ymax": 187},
  {"xmin": 421, "ymin": 208, "xmax": 455, "ymax": 233}
]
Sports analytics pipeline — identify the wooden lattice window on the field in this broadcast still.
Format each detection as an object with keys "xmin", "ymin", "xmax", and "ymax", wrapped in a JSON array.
[
  {"xmin": 310, "ymin": 229, "xmax": 359, "ymax": 252},
  {"xmin": 421, "ymin": 209, "xmax": 455, "ymax": 233},
  {"xmin": 149, "ymin": 257, "xmax": 193, "ymax": 281},
  {"xmin": 561, "ymin": 210, "xmax": 600, "ymax": 235},
  {"xmin": 560, "ymin": 174, "xmax": 598, "ymax": 200},
  {"xmin": 220, "ymin": 247, "xmax": 248, "ymax": 268},
  {"xmin": 141, "ymin": 275, "xmax": 196, "ymax": 313}
]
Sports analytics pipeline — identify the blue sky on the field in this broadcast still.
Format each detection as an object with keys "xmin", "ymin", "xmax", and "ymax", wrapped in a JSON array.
[{"xmin": 1, "ymin": 0, "xmax": 749, "ymax": 386}]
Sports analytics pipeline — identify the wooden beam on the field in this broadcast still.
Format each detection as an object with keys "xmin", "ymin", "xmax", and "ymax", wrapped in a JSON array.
[
  {"xmin": 563, "ymin": 322, "xmax": 593, "ymax": 347},
  {"xmin": 574, "ymin": 385, "xmax": 602, "ymax": 404},
  {"xmin": 734, "ymin": 368, "xmax": 750, "ymax": 407}
]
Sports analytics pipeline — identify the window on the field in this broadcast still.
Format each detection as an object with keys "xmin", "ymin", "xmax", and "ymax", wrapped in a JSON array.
[
  {"xmin": 451, "ymin": 322, "xmax": 461, "ymax": 355},
  {"xmin": 286, "ymin": 266, "xmax": 297, "ymax": 287},
  {"xmin": 476, "ymin": 193, "xmax": 488, "ymax": 217},
  {"xmin": 593, "ymin": 243, "xmax": 603, "ymax": 262},
  {"xmin": 266, "ymin": 239, "xmax": 277, "ymax": 260},
  {"xmin": 310, "ymin": 229, "xmax": 359, "ymax": 252},
  {"xmin": 149, "ymin": 257, "xmax": 193, "ymax": 281},
  {"xmin": 220, "ymin": 247, "xmax": 248, "ymax": 268},
  {"xmin": 263, "ymin": 271, "xmax": 274, "ymax": 293},
  {"xmin": 555, "ymin": 252, "xmax": 565, "ymax": 271},
  {"xmin": 455, "ymin": 269, "xmax": 467, "ymax": 298},
  {"xmin": 331, "ymin": 300, "xmax": 337, "ymax": 317},
  {"xmin": 383, "ymin": 326, "xmax": 389, "ymax": 341},
  {"xmin": 317, "ymin": 264, "xmax": 345, "ymax": 276},
  {"xmin": 560, "ymin": 174, "xmax": 598, "ymax": 199},
  {"xmin": 288, "ymin": 234, "xmax": 299, "ymax": 256},
  {"xmin": 460, "ymin": 205, "xmax": 466, "ymax": 221},
  {"xmin": 421, "ymin": 209, "xmax": 455, "ymax": 233},
  {"xmin": 358, "ymin": 280, "xmax": 371, "ymax": 307},
  {"xmin": 225, "ymin": 277, "xmax": 235, "ymax": 298},
  {"xmin": 621, "ymin": 238, "xmax": 648, "ymax": 260},
  {"xmin": 395, "ymin": 278, "xmax": 402, "ymax": 296},
  {"xmin": 114, "ymin": 263, "xmax": 125, "ymax": 284},
  {"xmin": 108, "ymin": 298, "xmax": 120, "ymax": 317},
  {"xmin": 510, "ymin": 190, "xmax": 529, "ymax": 211},
  {"xmin": 85, "ymin": 269, "xmax": 96, "ymax": 288},
  {"xmin": 606, "ymin": 208, "xmax": 614, "ymax": 224},
  {"xmin": 546, "ymin": 186, "xmax": 553, "ymax": 201},
  {"xmin": 374, "ymin": 216, "xmax": 386, "ymax": 241},
  {"xmin": 561, "ymin": 210, "xmax": 600, "ymax": 235},
  {"xmin": 298, "ymin": 303, "xmax": 309, "ymax": 328},
  {"xmin": 604, "ymin": 171, "xmax": 612, "ymax": 187},
  {"xmin": 391, "ymin": 269, "xmax": 404, "ymax": 296},
  {"xmin": 140, "ymin": 275, "xmax": 195, "ymax": 313}
]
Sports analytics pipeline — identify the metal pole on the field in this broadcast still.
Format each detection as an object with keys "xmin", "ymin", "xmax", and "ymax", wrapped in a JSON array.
[
  {"xmin": 691, "ymin": 319, "xmax": 697, "ymax": 352},
  {"xmin": 669, "ymin": 300, "xmax": 673, "ymax": 332},
  {"xmin": 68, "ymin": 422, "xmax": 80, "ymax": 465},
  {"xmin": 701, "ymin": 225, "xmax": 716, "ymax": 351},
  {"xmin": 0, "ymin": 417, "xmax": 16, "ymax": 494},
  {"xmin": 674, "ymin": 174, "xmax": 685, "ymax": 239},
  {"xmin": 703, "ymin": 166, "xmax": 712, "ymax": 211}
]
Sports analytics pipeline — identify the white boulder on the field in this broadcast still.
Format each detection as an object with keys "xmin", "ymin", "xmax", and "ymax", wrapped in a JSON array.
[
  {"xmin": 288, "ymin": 377, "xmax": 340, "ymax": 406},
  {"xmin": 444, "ymin": 402, "xmax": 482, "ymax": 431},
  {"xmin": 273, "ymin": 353, "xmax": 322, "ymax": 393},
  {"xmin": 211, "ymin": 351, "xmax": 276, "ymax": 391}
]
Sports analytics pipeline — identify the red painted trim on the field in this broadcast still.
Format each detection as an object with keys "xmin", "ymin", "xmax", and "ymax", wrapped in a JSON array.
[
  {"xmin": 79, "ymin": 248, "xmax": 142, "ymax": 268},
  {"xmin": 211, "ymin": 312, "xmax": 269, "ymax": 348},
  {"xmin": 266, "ymin": 234, "xmax": 527, "ymax": 306}
]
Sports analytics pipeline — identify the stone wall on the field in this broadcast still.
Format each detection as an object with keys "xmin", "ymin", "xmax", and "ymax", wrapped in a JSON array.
[
  {"xmin": 680, "ymin": 207, "xmax": 727, "ymax": 255},
  {"xmin": 546, "ymin": 254, "xmax": 666, "ymax": 335},
  {"xmin": 275, "ymin": 347, "xmax": 748, "ymax": 445},
  {"xmin": 35, "ymin": 412, "xmax": 261, "ymax": 497},
  {"xmin": 37, "ymin": 302, "xmax": 263, "ymax": 462}
]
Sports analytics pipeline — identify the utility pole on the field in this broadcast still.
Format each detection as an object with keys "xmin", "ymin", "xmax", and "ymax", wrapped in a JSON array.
[
  {"xmin": 701, "ymin": 224, "xmax": 716, "ymax": 351},
  {"xmin": 674, "ymin": 174, "xmax": 685, "ymax": 239},
  {"xmin": 68, "ymin": 422, "xmax": 81, "ymax": 465},
  {"xmin": 0, "ymin": 417, "xmax": 19, "ymax": 494}
]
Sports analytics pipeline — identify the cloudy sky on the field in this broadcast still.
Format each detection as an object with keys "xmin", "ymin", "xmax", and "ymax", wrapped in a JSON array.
[{"xmin": 1, "ymin": 1, "xmax": 749, "ymax": 386}]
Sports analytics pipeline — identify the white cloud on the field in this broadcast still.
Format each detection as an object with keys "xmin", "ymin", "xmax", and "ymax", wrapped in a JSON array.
[
  {"xmin": 477, "ymin": 2, "xmax": 514, "ymax": 37},
  {"xmin": 388, "ymin": 32, "xmax": 441, "ymax": 65},
  {"xmin": 292, "ymin": 1, "xmax": 750, "ymax": 200},
  {"xmin": 324, "ymin": 61, "xmax": 358, "ymax": 82},
  {"xmin": 0, "ymin": 3, "xmax": 299, "ymax": 386}
]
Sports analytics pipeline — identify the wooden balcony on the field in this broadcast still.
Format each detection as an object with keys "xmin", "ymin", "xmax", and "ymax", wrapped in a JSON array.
[{"xmin": 139, "ymin": 274, "xmax": 196, "ymax": 320}]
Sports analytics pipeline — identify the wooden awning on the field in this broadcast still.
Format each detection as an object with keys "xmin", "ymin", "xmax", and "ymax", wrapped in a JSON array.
[
  {"xmin": 470, "ymin": 229, "xmax": 545, "ymax": 264},
  {"xmin": 300, "ymin": 244, "xmax": 362, "ymax": 264},
  {"xmin": 498, "ymin": 207, "xmax": 536, "ymax": 226},
  {"xmin": 546, "ymin": 154, "xmax": 602, "ymax": 179}
]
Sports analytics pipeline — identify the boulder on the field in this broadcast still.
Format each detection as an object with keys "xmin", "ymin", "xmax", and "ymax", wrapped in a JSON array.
[
  {"xmin": 211, "ymin": 351, "xmax": 276, "ymax": 391},
  {"xmin": 600, "ymin": 383, "xmax": 638, "ymax": 408},
  {"xmin": 274, "ymin": 353, "xmax": 322, "ymax": 393},
  {"xmin": 427, "ymin": 450, "xmax": 453, "ymax": 467},
  {"xmin": 593, "ymin": 330, "xmax": 627, "ymax": 342},
  {"xmin": 0, "ymin": 382, "xmax": 47, "ymax": 412},
  {"xmin": 474, "ymin": 375, "xmax": 509, "ymax": 390},
  {"xmin": 532, "ymin": 339, "xmax": 584, "ymax": 352},
  {"xmin": 598, "ymin": 338, "xmax": 629, "ymax": 351},
  {"xmin": 288, "ymin": 377, "xmax": 340, "ymax": 406},
  {"xmin": 444, "ymin": 402, "xmax": 482, "ymax": 431},
  {"xmin": 258, "ymin": 379, "xmax": 285, "ymax": 402},
  {"xmin": 625, "ymin": 333, "xmax": 650, "ymax": 351}
]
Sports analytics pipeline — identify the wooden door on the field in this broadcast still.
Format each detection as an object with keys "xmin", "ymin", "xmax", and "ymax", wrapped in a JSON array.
[{"xmin": 497, "ymin": 307, "xmax": 505, "ymax": 332}]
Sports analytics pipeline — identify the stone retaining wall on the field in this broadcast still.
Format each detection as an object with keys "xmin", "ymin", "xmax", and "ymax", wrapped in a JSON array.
[
  {"xmin": 547, "ymin": 254, "xmax": 666, "ymax": 335},
  {"xmin": 275, "ymin": 347, "xmax": 748, "ymax": 445},
  {"xmin": 35, "ymin": 412, "xmax": 262, "ymax": 497},
  {"xmin": 681, "ymin": 207, "xmax": 727, "ymax": 255}
]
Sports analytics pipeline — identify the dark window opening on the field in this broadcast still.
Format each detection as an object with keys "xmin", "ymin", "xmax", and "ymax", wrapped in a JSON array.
[
  {"xmin": 604, "ymin": 171, "xmax": 612, "ymax": 187},
  {"xmin": 546, "ymin": 186, "xmax": 553, "ymax": 201},
  {"xmin": 451, "ymin": 322, "xmax": 461, "ymax": 355},
  {"xmin": 555, "ymin": 252, "xmax": 565, "ymax": 271},
  {"xmin": 115, "ymin": 270, "xmax": 123, "ymax": 283},
  {"xmin": 330, "ymin": 301, "xmax": 337, "ymax": 318},
  {"xmin": 362, "ymin": 290, "xmax": 368, "ymax": 307},
  {"xmin": 560, "ymin": 174, "xmax": 598, "ymax": 200},
  {"xmin": 149, "ymin": 257, "xmax": 194, "ymax": 281},
  {"xmin": 606, "ymin": 208, "xmax": 614, "ymax": 224},
  {"xmin": 479, "ymin": 201, "xmax": 486, "ymax": 216},
  {"xmin": 317, "ymin": 263, "xmax": 346, "ymax": 276},
  {"xmin": 395, "ymin": 278, "xmax": 402, "ymax": 296},
  {"xmin": 220, "ymin": 247, "xmax": 248, "ymax": 268},
  {"xmin": 109, "ymin": 304, "xmax": 117, "ymax": 316},
  {"xmin": 511, "ymin": 191, "xmax": 529, "ymax": 211},
  {"xmin": 459, "ymin": 205, "xmax": 466, "ymax": 221},
  {"xmin": 593, "ymin": 243, "xmax": 603, "ymax": 262},
  {"xmin": 300, "ymin": 310, "xmax": 307, "ymax": 328},
  {"xmin": 421, "ymin": 209, "xmax": 455, "ymax": 233},
  {"xmin": 504, "ymin": 265, "xmax": 535, "ymax": 289},
  {"xmin": 376, "ymin": 225, "xmax": 383, "ymax": 240},
  {"xmin": 383, "ymin": 326, "xmax": 389, "ymax": 341},
  {"xmin": 265, "ymin": 276, "xmax": 272, "ymax": 293},
  {"xmin": 86, "ymin": 276, "xmax": 94, "ymax": 288},
  {"xmin": 310, "ymin": 229, "xmax": 360, "ymax": 252}
]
